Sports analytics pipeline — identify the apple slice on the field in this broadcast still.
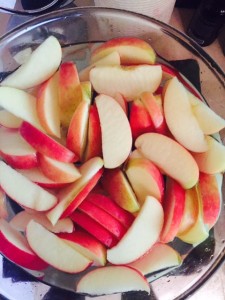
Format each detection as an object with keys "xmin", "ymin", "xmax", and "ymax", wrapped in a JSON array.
[
  {"xmin": 76, "ymin": 265, "xmax": 150, "ymax": 295},
  {"xmin": 128, "ymin": 243, "xmax": 182, "ymax": 275},
  {"xmin": 86, "ymin": 193, "xmax": 135, "ymax": 228},
  {"xmin": 10, "ymin": 210, "xmax": 74, "ymax": 233},
  {"xmin": 125, "ymin": 157, "xmax": 164, "ymax": 205},
  {"xmin": 191, "ymin": 135, "xmax": 225, "ymax": 174},
  {"xmin": 1, "ymin": 36, "xmax": 62, "ymax": 90},
  {"xmin": 20, "ymin": 121, "xmax": 78, "ymax": 163},
  {"xmin": 36, "ymin": 72, "xmax": 60, "ymax": 138},
  {"xmin": 46, "ymin": 157, "xmax": 104, "ymax": 225},
  {"xmin": 101, "ymin": 168, "xmax": 140, "ymax": 213},
  {"xmin": 0, "ymin": 127, "xmax": 37, "ymax": 169},
  {"xmin": 37, "ymin": 153, "xmax": 81, "ymax": 184},
  {"xmin": 95, "ymin": 94, "xmax": 132, "ymax": 168},
  {"xmin": 160, "ymin": 178, "xmax": 185, "ymax": 243},
  {"xmin": 0, "ymin": 87, "xmax": 43, "ymax": 130},
  {"xmin": 0, "ymin": 161, "xmax": 57, "ymax": 211},
  {"xmin": 0, "ymin": 187, "xmax": 8, "ymax": 219},
  {"xmin": 0, "ymin": 219, "xmax": 48, "ymax": 270},
  {"xmin": 26, "ymin": 220, "xmax": 92, "ymax": 273},
  {"xmin": 66, "ymin": 101, "xmax": 90, "ymax": 161},
  {"xmin": 90, "ymin": 65, "xmax": 162, "ymax": 100},
  {"xmin": 58, "ymin": 230, "xmax": 107, "ymax": 266},
  {"xmin": 135, "ymin": 133, "xmax": 199, "ymax": 189},
  {"xmin": 188, "ymin": 92, "xmax": 225, "ymax": 135},
  {"xmin": 113, "ymin": 93, "xmax": 128, "ymax": 114},
  {"xmin": 129, "ymin": 98, "xmax": 154, "ymax": 140},
  {"xmin": 0, "ymin": 110, "xmax": 22, "ymax": 129},
  {"xmin": 163, "ymin": 77, "xmax": 207, "ymax": 152},
  {"xmin": 107, "ymin": 196, "xmax": 164, "ymax": 264},
  {"xmin": 91, "ymin": 36, "xmax": 156, "ymax": 65}
]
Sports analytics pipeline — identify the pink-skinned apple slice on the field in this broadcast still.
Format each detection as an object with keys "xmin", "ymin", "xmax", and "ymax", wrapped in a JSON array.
[
  {"xmin": 86, "ymin": 193, "xmax": 135, "ymax": 228},
  {"xmin": 76, "ymin": 265, "xmax": 150, "ymax": 295},
  {"xmin": 0, "ymin": 110, "xmax": 22, "ymax": 129},
  {"xmin": 1, "ymin": 36, "xmax": 62, "ymax": 90},
  {"xmin": 0, "ymin": 219, "xmax": 48, "ymax": 270},
  {"xmin": 26, "ymin": 220, "xmax": 92, "ymax": 273},
  {"xmin": 129, "ymin": 99, "xmax": 154, "ymax": 140},
  {"xmin": 10, "ymin": 210, "xmax": 74, "ymax": 233},
  {"xmin": 135, "ymin": 133, "xmax": 199, "ymax": 189},
  {"xmin": 46, "ymin": 157, "xmax": 104, "ymax": 225},
  {"xmin": 58, "ymin": 230, "xmax": 107, "ymax": 266},
  {"xmin": 78, "ymin": 200, "xmax": 127, "ymax": 239},
  {"xmin": 36, "ymin": 72, "xmax": 60, "ymax": 138},
  {"xmin": 37, "ymin": 153, "xmax": 81, "ymax": 184},
  {"xmin": 0, "ymin": 161, "xmax": 57, "ymax": 211},
  {"xmin": 0, "ymin": 127, "xmax": 37, "ymax": 169},
  {"xmin": 160, "ymin": 178, "xmax": 185, "ymax": 243},
  {"xmin": 107, "ymin": 196, "xmax": 164, "ymax": 264},
  {"xmin": 66, "ymin": 101, "xmax": 90, "ymax": 161},
  {"xmin": 128, "ymin": 243, "xmax": 182, "ymax": 276},
  {"xmin": 70, "ymin": 211, "xmax": 118, "ymax": 248},
  {"xmin": 101, "ymin": 168, "xmax": 140, "ymax": 213},
  {"xmin": 191, "ymin": 135, "xmax": 225, "ymax": 174},
  {"xmin": 114, "ymin": 93, "xmax": 128, "ymax": 114},
  {"xmin": 0, "ymin": 187, "xmax": 8, "ymax": 219},
  {"xmin": 83, "ymin": 104, "xmax": 102, "ymax": 162},
  {"xmin": 163, "ymin": 77, "xmax": 207, "ymax": 153},
  {"xmin": 95, "ymin": 94, "xmax": 132, "ymax": 168},
  {"xmin": 0, "ymin": 87, "xmax": 44, "ymax": 131},
  {"xmin": 20, "ymin": 121, "xmax": 78, "ymax": 163},
  {"xmin": 90, "ymin": 65, "xmax": 162, "ymax": 100},
  {"xmin": 91, "ymin": 36, "xmax": 156, "ymax": 65},
  {"xmin": 125, "ymin": 157, "xmax": 164, "ymax": 205}
]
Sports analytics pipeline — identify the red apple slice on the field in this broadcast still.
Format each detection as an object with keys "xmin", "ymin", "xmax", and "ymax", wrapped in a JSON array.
[
  {"xmin": 0, "ymin": 161, "xmax": 57, "ymax": 211},
  {"xmin": 0, "ymin": 110, "xmax": 22, "ymax": 129},
  {"xmin": 95, "ymin": 94, "xmax": 132, "ymax": 168},
  {"xmin": 107, "ymin": 196, "xmax": 164, "ymax": 264},
  {"xmin": 20, "ymin": 121, "xmax": 78, "ymax": 163},
  {"xmin": 0, "ymin": 219, "xmax": 48, "ymax": 270},
  {"xmin": 76, "ymin": 265, "xmax": 150, "ymax": 295},
  {"xmin": 26, "ymin": 220, "xmax": 92, "ymax": 273},
  {"xmin": 0, "ymin": 127, "xmax": 37, "ymax": 169}
]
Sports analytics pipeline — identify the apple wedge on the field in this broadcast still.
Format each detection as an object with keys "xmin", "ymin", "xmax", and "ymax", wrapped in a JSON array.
[
  {"xmin": 1, "ymin": 36, "xmax": 62, "ymax": 90},
  {"xmin": 135, "ymin": 133, "xmax": 199, "ymax": 189},
  {"xmin": 125, "ymin": 157, "xmax": 164, "ymax": 205},
  {"xmin": 0, "ymin": 161, "xmax": 57, "ymax": 211},
  {"xmin": 95, "ymin": 94, "xmax": 132, "ymax": 168},
  {"xmin": 91, "ymin": 36, "xmax": 156, "ymax": 65},
  {"xmin": 90, "ymin": 65, "xmax": 162, "ymax": 100},
  {"xmin": 0, "ymin": 110, "xmax": 22, "ymax": 129},
  {"xmin": 26, "ymin": 220, "xmax": 92, "ymax": 273},
  {"xmin": 128, "ymin": 243, "xmax": 182, "ymax": 276},
  {"xmin": 0, "ymin": 127, "xmax": 37, "ymax": 169},
  {"xmin": 0, "ymin": 187, "xmax": 8, "ymax": 219},
  {"xmin": 0, "ymin": 87, "xmax": 43, "ymax": 130},
  {"xmin": 37, "ymin": 153, "xmax": 81, "ymax": 184},
  {"xmin": 20, "ymin": 121, "xmax": 78, "ymax": 163},
  {"xmin": 0, "ymin": 219, "xmax": 48, "ymax": 270},
  {"xmin": 46, "ymin": 157, "xmax": 104, "ymax": 225},
  {"xmin": 10, "ymin": 210, "xmax": 74, "ymax": 233},
  {"xmin": 191, "ymin": 135, "xmax": 225, "ymax": 174},
  {"xmin": 163, "ymin": 77, "xmax": 207, "ymax": 152},
  {"xmin": 76, "ymin": 265, "xmax": 150, "ymax": 295},
  {"xmin": 107, "ymin": 196, "xmax": 164, "ymax": 264},
  {"xmin": 58, "ymin": 230, "xmax": 107, "ymax": 266},
  {"xmin": 101, "ymin": 168, "xmax": 140, "ymax": 213},
  {"xmin": 36, "ymin": 72, "xmax": 60, "ymax": 138}
]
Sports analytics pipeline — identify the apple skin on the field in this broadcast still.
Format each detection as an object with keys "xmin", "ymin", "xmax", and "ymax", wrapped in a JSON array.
[
  {"xmin": 101, "ymin": 168, "xmax": 140, "ymax": 213},
  {"xmin": 0, "ymin": 110, "xmax": 22, "ymax": 129},
  {"xmin": 91, "ymin": 36, "xmax": 156, "ymax": 65},
  {"xmin": 0, "ymin": 219, "xmax": 48, "ymax": 271},
  {"xmin": 58, "ymin": 230, "xmax": 107, "ymax": 266},
  {"xmin": 76, "ymin": 265, "xmax": 150, "ymax": 295},
  {"xmin": 20, "ymin": 121, "xmax": 78, "ymax": 163},
  {"xmin": 160, "ymin": 178, "xmax": 186, "ymax": 243}
]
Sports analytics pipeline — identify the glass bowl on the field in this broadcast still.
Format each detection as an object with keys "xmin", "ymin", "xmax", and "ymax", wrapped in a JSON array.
[{"xmin": 0, "ymin": 7, "xmax": 224, "ymax": 300}]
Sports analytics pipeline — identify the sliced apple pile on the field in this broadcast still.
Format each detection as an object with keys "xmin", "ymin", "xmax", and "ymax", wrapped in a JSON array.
[{"xmin": 0, "ymin": 35, "xmax": 224, "ymax": 296}]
